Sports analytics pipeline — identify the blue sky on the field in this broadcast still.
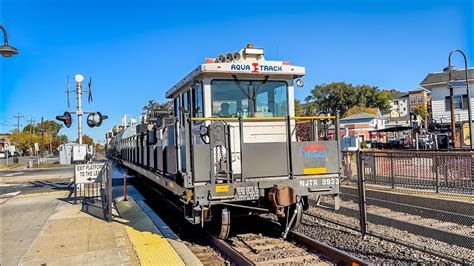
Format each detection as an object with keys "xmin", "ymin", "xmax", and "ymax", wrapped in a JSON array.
[{"xmin": 1, "ymin": 0, "xmax": 472, "ymax": 142}]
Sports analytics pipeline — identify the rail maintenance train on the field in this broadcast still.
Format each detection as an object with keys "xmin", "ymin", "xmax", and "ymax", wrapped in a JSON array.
[{"xmin": 107, "ymin": 44, "xmax": 342, "ymax": 239}]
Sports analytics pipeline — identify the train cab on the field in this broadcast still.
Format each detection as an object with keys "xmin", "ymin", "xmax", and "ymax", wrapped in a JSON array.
[{"xmin": 165, "ymin": 45, "xmax": 341, "ymax": 237}]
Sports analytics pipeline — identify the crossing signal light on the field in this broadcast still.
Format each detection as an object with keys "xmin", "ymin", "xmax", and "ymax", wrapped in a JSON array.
[
  {"xmin": 56, "ymin": 111, "xmax": 72, "ymax": 128},
  {"xmin": 87, "ymin": 112, "xmax": 108, "ymax": 128}
]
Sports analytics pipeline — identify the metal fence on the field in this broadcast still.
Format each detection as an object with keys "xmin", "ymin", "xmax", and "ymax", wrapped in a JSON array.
[
  {"xmin": 314, "ymin": 149, "xmax": 474, "ymax": 264},
  {"xmin": 74, "ymin": 163, "xmax": 113, "ymax": 221},
  {"xmin": 0, "ymin": 156, "xmax": 39, "ymax": 166},
  {"xmin": 343, "ymin": 150, "xmax": 473, "ymax": 194}
]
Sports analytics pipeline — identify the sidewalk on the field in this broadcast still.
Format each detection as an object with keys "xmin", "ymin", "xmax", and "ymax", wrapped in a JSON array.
[{"xmin": 1, "ymin": 190, "xmax": 139, "ymax": 265}]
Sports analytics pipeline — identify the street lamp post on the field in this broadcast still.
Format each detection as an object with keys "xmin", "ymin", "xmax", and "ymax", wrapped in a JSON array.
[
  {"xmin": 0, "ymin": 24, "xmax": 19, "ymax": 57},
  {"xmin": 443, "ymin": 49, "xmax": 473, "ymax": 149}
]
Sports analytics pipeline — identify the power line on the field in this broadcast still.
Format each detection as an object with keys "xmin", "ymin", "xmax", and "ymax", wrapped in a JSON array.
[
  {"xmin": 27, "ymin": 115, "xmax": 36, "ymax": 135},
  {"xmin": 13, "ymin": 112, "xmax": 24, "ymax": 133},
  {"xmin": 12, "ymin": 113, "xmax": 24, "ymax": 146}
]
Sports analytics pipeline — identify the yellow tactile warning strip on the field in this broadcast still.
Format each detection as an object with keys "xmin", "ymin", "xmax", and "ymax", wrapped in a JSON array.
[{"xmin": 116, "ymin": 197, "xmax": 185, "ymax": 266}]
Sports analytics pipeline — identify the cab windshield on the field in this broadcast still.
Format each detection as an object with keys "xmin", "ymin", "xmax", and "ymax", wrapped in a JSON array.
[{"xmin": 211, "ymin": 79, "xmax": 288, "ymax": 118}]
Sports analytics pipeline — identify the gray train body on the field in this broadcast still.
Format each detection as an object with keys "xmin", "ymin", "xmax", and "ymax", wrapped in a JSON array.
[{"xmin": 107, "ymin": 46, "xmax": 341, "ymax": 237}]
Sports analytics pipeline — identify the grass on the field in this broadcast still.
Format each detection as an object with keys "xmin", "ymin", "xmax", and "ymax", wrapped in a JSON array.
[
  {"xmin": 32, "ymin": 162, "xmax": 65, "ymax": 169},
  {"xmin": 0, "ymin": 163, "xmax": 23, "ymax": 170}
]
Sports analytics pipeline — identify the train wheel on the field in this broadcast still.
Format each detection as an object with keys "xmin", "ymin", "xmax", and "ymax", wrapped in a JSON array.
[
  {"xmin": 208, "ymin": 207, "xmax": 231, "ymax": 239},
  {"xmin": 218, "ymin": 208, "xmax": 231, "ymax": 239},
  {"xmin": 278, "ymin": 200, "xmax": 303, "ymax": 231}
]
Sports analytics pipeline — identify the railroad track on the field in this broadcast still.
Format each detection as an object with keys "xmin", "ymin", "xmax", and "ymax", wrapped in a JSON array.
[
  {"xmin": 203, "ymin": 220, "xmax": 369, "ymax": 266},
  {"xmin": 130, "ymin": 174, "xmax": 369, "ymax": 265},
  {"xmin": 302, "ymin": 209, "xmax": 470, "ymax": 265}
]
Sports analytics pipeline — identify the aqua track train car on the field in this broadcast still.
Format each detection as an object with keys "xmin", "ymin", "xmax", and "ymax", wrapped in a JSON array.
[{"xmin": 107, "ymin": 45, "xmax": 342, "ymax": 239}]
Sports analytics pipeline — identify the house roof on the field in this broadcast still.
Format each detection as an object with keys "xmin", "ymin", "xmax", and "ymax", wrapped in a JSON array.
[
  {"xmin": 408, "ymin": 88, "xmax": 430, "ymax": 94},
  {"xmin": 391, "ymin": 92, "xmax": 409, "ymax": 99},
  {"xmin": 420, "ymin": 68, "xmax": 474, "ymax": 89},
  {"xmin": 388, "ymin": 115, "xmax": 410, "ymax": 122},
  {"xmin": 341, "ymin": 112, "xmax": 377, "ymax": 121}
]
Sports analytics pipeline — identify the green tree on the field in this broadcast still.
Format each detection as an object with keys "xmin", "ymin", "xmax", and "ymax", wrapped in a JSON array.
[
  {"xmin": 41, "ymin": 120, "xmax": 63, "ymax": 135},
  {"xmin": 57, "ymin": 134, "xmax": 68, "ymax": 144},
  {"xmin": 305, "ymin": 82, "xmax": 391, "ymax": 116},
  {"xmin": 294, "ymin": 100, "xmax": 303, "ymax": 116},
  {"xmin": 77, "ymin": 135, "xmax": 94, "ymax": 146},
  {"xmin": 414, "ymin": 105, "xmax": 428, "ymax": 118}
]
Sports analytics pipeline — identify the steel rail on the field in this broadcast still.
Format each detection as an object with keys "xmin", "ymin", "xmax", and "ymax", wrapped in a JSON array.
[
  {"xmin": 131, "ymin": 175, "xmax": 254, "ymax": 265},
  {"xmin": 303, "ymin": 211, "xmax": 467, "ymax": 265},
  {"xmin": 289, "ymin": 231, "xmax": 371, "ymax": 266},
  {"xmin": 203, "ymin": 233, "xmax": 254, "ymax": 266}
]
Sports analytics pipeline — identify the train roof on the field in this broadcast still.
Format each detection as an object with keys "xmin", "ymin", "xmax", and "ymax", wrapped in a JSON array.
[
  {"xmin": 165, "ymin": 45, "xmax": 305, "ymax": 98},
  {"xmin": 122, "ymin": 126, "xmax": 136, "ymax": 139}
]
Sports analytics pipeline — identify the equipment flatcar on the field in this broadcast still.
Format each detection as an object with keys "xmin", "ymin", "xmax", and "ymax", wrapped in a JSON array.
[{"xmin": 107, "ymin": 45, "xmax": 342, "ymax": 239}]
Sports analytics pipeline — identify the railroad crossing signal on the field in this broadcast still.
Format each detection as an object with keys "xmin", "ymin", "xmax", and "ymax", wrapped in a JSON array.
[
  {"xmin": 87, "ymin": 112, "xmax": 108, "ymax": 128},
  {"xmin": 56, "ymin": 111, "xmax": 72, "ymax": 128}
]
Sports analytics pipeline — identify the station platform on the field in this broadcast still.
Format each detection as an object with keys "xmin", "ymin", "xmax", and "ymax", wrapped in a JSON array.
[{"xmin": 1, "ymin": 183, "xmax": 201, "ymax": 265}]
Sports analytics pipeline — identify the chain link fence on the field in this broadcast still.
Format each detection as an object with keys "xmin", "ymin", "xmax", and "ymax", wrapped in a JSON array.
[{"xmin": 311, "ymin": 150, "xmax": 473, "ymax": 264}]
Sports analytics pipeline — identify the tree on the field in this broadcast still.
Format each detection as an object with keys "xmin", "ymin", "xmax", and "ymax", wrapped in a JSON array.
[
  {"xmin": 57, "ymin": 134, "xmax": 68, "ymax": 144},
  {"xmin": 77, "ymin": 135, "xmax": 94, "ymax": 146},
  {"xmin": 41, "ymin": 120, "xmax": 63, "ymax": 135},
  {"xmin": 305, "ymin": 82, "xmax": 391, "ymax": 116},
  {"xmin": 294, "ymin": 100, "xmax": 303, "ymax": 116},
  {"xmin": 413, "ymin": 105, "xmax": 429, "ymax": 119}
]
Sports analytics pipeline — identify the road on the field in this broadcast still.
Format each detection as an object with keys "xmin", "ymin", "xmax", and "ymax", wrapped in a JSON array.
[
  {"xmin": 0, "ymin": 166, "xmax": 73, "ymax": 177},
  {"xmin": 0, "ymin": 166, "xmax": 75, "ymax": 199}
]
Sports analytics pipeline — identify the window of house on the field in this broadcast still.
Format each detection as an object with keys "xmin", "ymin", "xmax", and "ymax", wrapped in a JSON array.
[
  {"xmin": 445, "ymin": 95, "xmax": 468, "ymax": 111},
  {"xmin": 418, "ymin": 95, "xmax": 423, "ymax": 103},
  {"xmin": 394, "ymin": 100, "xmax": 399, "ymax": 105},
  {"xmin": 410, "ymin": 97, "xmax": 416, "ymax": 104},
  {"xmin": 403, "ymin": 107, "xmax": 407, "ymax": 111}
]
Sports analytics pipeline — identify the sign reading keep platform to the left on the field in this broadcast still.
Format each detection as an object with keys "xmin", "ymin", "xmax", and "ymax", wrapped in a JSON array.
[{"xmin": 74, "ymin": 163, "xmax": 105, "ymax": 184}]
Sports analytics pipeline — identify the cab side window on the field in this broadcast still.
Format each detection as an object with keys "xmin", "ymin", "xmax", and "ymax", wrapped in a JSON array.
[{"xmin": 193, "ymin": 83, "xmax": 204, "ymax": 118}]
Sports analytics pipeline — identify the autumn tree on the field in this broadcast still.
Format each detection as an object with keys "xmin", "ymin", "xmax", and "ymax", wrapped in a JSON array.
[
  {"xmin": 305, "ymin": 82, "xmax": 391, "ymax": 116},
  {"xmin": 77, "ymin": 135, "xmax": 95, "ymax": 146}
]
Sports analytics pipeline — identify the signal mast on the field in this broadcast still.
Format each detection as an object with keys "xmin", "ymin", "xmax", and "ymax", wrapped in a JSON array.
[{"xmin": 56, "ymin": 74, "xmax": 108, "ymax": 144}]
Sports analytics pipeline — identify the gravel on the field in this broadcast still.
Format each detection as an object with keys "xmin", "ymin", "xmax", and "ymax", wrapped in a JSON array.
[{"xmin": 297, "ymin": 213, "xmax": 464, "ymax": 265}]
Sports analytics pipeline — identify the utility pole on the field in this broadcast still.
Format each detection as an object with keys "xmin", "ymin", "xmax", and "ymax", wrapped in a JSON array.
[
  {"xmin": 40, "ymin": 117, "xmax": 44, "ymax": 159},
  {"xmin": 27, "ymin": 116, "xmax": 36, "ymax": 136},
  {"xmin": 13, "ymin": 112, "xmax": 24, "ymax": 149},
  {"xmin": 13, "ymin": 112, "xmax": 24, "ymax": 133}
]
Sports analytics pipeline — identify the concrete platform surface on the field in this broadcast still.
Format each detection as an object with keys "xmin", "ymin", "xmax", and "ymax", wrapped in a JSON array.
[
  {"xmin": 115, "ymin": 195, "xmax": 201, "ymax": 266},
  {"xmin": 1, "ymin": 190, "xmax": 138, "ymax": 266},
  {"xmin": 1, "ymin": 182, "xmax": 202, "ymax": 266}
]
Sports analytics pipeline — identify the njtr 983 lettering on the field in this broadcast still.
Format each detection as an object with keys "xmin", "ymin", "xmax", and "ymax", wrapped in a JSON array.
[{"xmin": 299, "ymin": 178, "xmax": 339, "ymax": 187}]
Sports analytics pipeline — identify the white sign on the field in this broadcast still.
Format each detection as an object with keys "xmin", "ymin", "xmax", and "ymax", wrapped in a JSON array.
[{"xmin": 74, "ymin": 163, "xmax": 105, "ymax": 184}]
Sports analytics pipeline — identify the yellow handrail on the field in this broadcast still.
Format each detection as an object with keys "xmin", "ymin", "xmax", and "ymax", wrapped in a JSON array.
[{"xmin": 191, "ymin": 116, "xmax": 336, "ymax": 122}]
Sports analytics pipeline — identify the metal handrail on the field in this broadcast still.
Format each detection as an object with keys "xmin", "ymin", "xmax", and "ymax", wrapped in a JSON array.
[{"xmin": 191, "ymin": 115, "xmax": 336, "ymax": 122}]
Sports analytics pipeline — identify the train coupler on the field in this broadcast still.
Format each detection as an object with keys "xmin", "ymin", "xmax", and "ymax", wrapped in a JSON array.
[{"xmin": 268, "ymin": 184, "xmax": 297, "ymax": 216}]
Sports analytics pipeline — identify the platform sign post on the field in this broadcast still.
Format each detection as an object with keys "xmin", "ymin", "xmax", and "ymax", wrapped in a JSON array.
[{"xmin": 74, "ymin": 162, "xmax": 105, "ymax": 204}]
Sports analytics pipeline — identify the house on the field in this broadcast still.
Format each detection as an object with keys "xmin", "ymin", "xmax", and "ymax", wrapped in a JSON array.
[
  {"xmin": 408, "ymin": 88, "xmax": 431, "ymax": 113},
  {"xmin": 0, "ymin": 134, "xmax": 12, "ymax": 152},
  {"xmin": 420, "ymin": 69, "xmax": 473, "ymax": 123},
  {"xmin": 340, "ymin": 108, "xmax": 385, "ymax": 142},
  {"xmin": 420, "ymin": 68, "xmax": 473, "ymax": 146},
  {"xmin": 388, "ymin": 92, "xmax": 409, "ymax": 117}
]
